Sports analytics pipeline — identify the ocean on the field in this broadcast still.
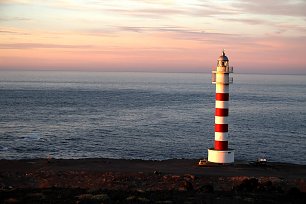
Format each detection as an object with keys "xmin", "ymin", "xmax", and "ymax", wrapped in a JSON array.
[{"xmin": 0, "ymin": 71, "xmax": 305, "ymax": 164}]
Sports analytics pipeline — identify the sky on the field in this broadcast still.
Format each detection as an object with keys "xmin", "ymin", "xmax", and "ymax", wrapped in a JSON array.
[{"xmin": 0, "ymin": 0, "xmax": 306, "ymax": 74}]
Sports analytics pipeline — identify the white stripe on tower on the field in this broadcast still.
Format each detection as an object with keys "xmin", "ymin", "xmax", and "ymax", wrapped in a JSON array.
[
  {"xmin": 215, "ymin": 101, "xmax": 229, "ymax": 109},
  {"xmin": 214, "ymin": 132, "xmax": 228, "ymax": 141},
  {"xmin": 216, "ymin": 84, "xmax": 229, "ymax": 93},
  {"xmin": 215, "ymin": 116, "xmax": 228, "ymax": 124}
]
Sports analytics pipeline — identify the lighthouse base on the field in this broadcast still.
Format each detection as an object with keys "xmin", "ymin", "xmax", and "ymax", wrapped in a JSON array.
[{"xmin": 208, "ymin": 148, "xmax": 234, "ymax": 163}]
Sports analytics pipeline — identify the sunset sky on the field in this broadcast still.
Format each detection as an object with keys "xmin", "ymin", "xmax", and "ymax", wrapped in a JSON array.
[{"xmin": 1, "ymin": 0, "xmax": 306, "ymax": 74}]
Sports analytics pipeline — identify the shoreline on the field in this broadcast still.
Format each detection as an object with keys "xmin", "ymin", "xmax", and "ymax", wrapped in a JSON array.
[
  {"xmin": 1, "ymin": 158, "xmax": 306, "ymax": 203},
  {"xmin": 1, "ymin": 157, "xmax": 306, "ymax": 176}
]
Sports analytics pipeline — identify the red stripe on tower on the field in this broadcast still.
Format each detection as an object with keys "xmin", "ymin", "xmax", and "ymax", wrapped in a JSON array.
[
  {"xmin": 214, "ymin": 141, "xmax": 228, "ymax": 150},
  {"xmin": 215, "ymin": 108, "xmax": 229, "ymax": 116},
  {"xmin": 216, "ymin": 93, "xmax": 229, "ymax": 101},
  {"xmin": 215, "ymin": 124, "xmax": 228, "ymax": 132}
]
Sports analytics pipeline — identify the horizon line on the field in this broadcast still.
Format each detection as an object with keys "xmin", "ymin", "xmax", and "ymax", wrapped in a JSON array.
[{"xmin": 0, "ymin": 69, "xmax": 305, "ymax": 76}]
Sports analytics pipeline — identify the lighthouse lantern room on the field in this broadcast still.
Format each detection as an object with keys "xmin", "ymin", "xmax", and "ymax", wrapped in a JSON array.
[{"xmin": 208, "ymin": 50, "xmax": 234, "ymax": 164}]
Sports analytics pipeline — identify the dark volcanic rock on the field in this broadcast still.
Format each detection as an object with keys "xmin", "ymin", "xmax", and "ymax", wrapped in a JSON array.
[
  {"xmin": 76, "ymin": 193, "xmax": 111, "ymax": 204},
  {"xmin": 198, "ymin": 184, "xmax": 214, "ymax": 193},
  {"xmin": 178, "ymin": 180, "xmax": 193, "ymax": 192},
  {"xmin": 235, "ymin": 178, "xmax": 259, "ymax": 192}
]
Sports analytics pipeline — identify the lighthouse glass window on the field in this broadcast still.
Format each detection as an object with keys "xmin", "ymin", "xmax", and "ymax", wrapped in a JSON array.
[{"xmin": 218, "ymin": 61, "xmax": 228, "ymax": 67}]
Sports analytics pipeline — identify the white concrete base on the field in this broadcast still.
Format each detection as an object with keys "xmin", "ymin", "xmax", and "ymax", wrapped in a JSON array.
[{"xmin": 208, "ymin": 148, "xmax": 234, "ymax": 163}]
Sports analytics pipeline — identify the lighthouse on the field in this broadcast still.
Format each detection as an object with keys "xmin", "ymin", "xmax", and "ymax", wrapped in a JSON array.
[{"xmin": 208, "ymin": 50, "xmax": 234, "ymax": 163}]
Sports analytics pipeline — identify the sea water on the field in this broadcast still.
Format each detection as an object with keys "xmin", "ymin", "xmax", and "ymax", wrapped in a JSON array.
[{"xmin": 0, "ymin": 71, "xmax": 305, "ymax": 164}]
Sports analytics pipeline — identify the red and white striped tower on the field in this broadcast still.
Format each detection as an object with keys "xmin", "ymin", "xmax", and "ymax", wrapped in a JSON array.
[{"xmin": 208, "ymin": 50, "xmax": 234, "ymax": 163}]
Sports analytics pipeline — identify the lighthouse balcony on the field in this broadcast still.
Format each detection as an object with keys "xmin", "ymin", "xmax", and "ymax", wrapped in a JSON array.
[
  {"xmin": 212, "ymin": 66, "xmax": 233, "ymax": 73},
  {"xmin": 212, "ymin": 74, "xmax": 233, "ymax": 84}
]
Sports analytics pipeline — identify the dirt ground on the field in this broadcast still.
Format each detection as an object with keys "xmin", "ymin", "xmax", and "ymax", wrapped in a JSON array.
[{"xmin": 1, "ymin": 158, "xmax": 306, "ymax": 203}]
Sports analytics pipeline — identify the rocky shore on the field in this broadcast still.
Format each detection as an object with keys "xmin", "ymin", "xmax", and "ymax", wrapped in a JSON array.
[{"xmin": 1, "ymin": 158, "xmax": 306, "ymax": 203}]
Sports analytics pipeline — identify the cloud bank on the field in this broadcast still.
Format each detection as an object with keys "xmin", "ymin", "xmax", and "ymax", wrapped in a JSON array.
[{"xmin": 0, "ymin": 0, "xmax": 305, "ymax": 74}]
